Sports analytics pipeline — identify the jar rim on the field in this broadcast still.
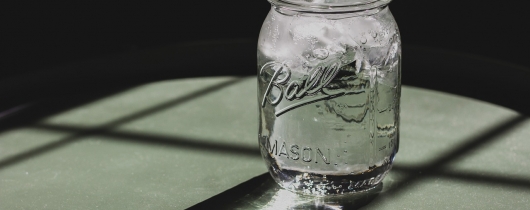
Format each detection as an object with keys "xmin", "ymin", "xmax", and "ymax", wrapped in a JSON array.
[{"xmin": 268, "ymin": 0, "xmax": 392, "ymax": 13}]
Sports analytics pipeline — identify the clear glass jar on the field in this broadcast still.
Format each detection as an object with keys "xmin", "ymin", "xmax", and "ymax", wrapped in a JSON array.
[{"xmin": 257, "ymin": 0, "xmax": 401, "ymax": 196}]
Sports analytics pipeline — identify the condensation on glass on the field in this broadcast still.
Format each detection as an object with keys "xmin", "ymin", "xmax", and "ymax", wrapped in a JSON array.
[{"xmin": 257, "ymin": 0, "xmax": 401, "ymax": 196}]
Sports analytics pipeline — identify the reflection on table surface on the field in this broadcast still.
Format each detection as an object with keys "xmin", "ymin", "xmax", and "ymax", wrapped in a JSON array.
[
  {"xmin": 190, "ymin": 172, "xmax": 384, "ymax": 209},
  {"xmin": 0, "ymin": 77, "xmax": 529, "ymax": 209}
]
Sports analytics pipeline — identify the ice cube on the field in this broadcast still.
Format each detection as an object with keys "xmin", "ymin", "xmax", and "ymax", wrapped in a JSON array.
[{"xmin": 312, "ymin": 48, "xmax": 329, "ymax": 60}]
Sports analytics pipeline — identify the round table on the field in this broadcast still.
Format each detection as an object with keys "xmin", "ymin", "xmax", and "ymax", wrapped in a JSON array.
[
  {"xmin": 0, "ymin": 75, "xmax": 528, "ymax": 209},
  {"xmin": 1, "ymin": 38, "xmax": 529, "ymax": 209}
]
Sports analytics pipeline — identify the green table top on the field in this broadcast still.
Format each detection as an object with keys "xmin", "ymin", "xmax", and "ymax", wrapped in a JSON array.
[{"xmin": 1, "ymin": 77, "xmax": 529, "ymax": 209}]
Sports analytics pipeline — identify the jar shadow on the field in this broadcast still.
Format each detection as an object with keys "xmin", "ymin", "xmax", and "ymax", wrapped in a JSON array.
[{"xmin": 188, "ymin": 172, "xmax": 383, "ymax": 209}]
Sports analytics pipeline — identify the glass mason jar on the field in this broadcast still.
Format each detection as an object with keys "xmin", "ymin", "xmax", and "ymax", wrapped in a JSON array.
[{"xmin": 257, "ymin": 0, "xmax": 401, "ymax": 195}]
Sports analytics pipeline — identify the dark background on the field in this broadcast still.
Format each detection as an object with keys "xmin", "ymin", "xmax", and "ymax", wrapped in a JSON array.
[{"xmin": 1, "ymin": 0, "xmax": 528, "ymax": 115}]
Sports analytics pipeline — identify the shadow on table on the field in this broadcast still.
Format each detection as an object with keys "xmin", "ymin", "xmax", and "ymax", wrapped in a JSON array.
[
  {"xmin": 0, "ymin": 78, "xmax": 251, "ymax": 170},
  {"xmin": 188, "ymin": 173, "xmax": 382, "ymax": 210}
]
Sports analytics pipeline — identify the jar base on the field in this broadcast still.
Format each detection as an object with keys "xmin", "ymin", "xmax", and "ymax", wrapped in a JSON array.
[{"xmin": 268, "ymin": 162, "xmax": 392, "ymax": 196}]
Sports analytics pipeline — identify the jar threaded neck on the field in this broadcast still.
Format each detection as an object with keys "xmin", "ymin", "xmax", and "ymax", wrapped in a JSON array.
[{"xmin": 269, "ymin": 0, "xmax": 392, "ymax": 13}]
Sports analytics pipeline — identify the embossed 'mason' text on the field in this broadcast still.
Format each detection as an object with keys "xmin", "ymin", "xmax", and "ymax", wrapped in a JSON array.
[{"xmin": 265, "ymin": 138, "xmax": 330, "ymax": 164}]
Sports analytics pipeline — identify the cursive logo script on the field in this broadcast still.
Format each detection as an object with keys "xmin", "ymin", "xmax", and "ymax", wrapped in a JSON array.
[{"xmin": 260, "ymin": 61, "xmax": 364, "ymax": 116}]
